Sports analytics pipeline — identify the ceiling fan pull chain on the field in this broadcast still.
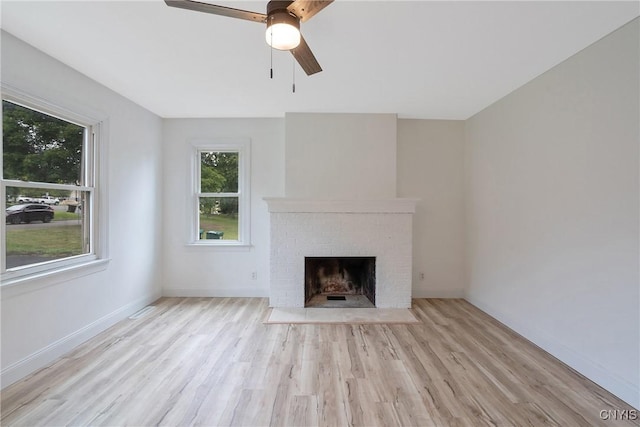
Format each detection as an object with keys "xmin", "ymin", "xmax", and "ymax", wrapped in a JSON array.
[
  {"xmin": 292, "ymin": 57, "xmax": 296, "ymax": 93},
  {"xmin": 270, "ymin": 29, "xmax": 274, "ymax": 79}
]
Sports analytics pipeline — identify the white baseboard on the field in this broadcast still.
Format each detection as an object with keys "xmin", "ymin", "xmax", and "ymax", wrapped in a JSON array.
[
  {"xmin": 162, "ymin": 287, "xmax": 269, "ymax": 298},
  {"xmin": 0, "ymin": 291, "xmax": 161, "ymax": 390},
  {"xmin": 465, "ymin": 294, "xmax": 640, "ymax": 409},
  {"xmin": 412, "ymin": 288, "xmax": 465, "ymax": 298}
]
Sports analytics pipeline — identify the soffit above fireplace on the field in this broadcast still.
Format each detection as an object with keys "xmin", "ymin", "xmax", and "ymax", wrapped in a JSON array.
[{"xmin": 264, "ymin": 198, "xmax": 419, "ymax": 214}]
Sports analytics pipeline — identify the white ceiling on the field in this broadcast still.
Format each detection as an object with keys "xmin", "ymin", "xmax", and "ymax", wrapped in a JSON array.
[{"xmin": 1, "ymin": 1, "xmax": 638, "ymax": 119}]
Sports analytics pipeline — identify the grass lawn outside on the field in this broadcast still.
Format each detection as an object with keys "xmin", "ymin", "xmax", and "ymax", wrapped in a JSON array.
[
  {"xmin": 199, "ymin": 214, "xmax": 238, "ymax": 241},
  {"xmin": 6, "ymin": 224, "xmax": 83, "ymax": 256},
  {"xmin": 5, "ymin": 212, "xmax": 234, "ymax": 260},
  {"xmin": 53, "ymin": 211, "xmax": 82, "ymax": 221}
]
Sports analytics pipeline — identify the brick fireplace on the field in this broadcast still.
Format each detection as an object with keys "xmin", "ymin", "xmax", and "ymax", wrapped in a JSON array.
[{"xmin": 264, "ymin": 198, "xmax": 417, "ymax": 308}]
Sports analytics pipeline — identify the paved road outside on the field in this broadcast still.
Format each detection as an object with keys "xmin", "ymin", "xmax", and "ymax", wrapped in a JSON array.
[
  {"xmin": 6, "ymin": 255, "xmax": 61, "ymax": 269},
  {"xmin": 6, "ymin": 220, "xmax": 81, "ymax": 230}
]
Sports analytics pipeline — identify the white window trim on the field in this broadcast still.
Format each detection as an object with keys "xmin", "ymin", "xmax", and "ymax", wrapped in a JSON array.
[
  {"xmin": 1, "ymin": 85, "xmax": 109, "ymax": 287},
  {"xmin": 188, "ymin": 138, "xmax": 251, "ymax": 248}
]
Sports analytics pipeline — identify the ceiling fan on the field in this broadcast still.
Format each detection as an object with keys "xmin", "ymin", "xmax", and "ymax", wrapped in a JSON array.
[{"xmin": 164, "ymin": 0, "xmax": 333, "ymax": 76}]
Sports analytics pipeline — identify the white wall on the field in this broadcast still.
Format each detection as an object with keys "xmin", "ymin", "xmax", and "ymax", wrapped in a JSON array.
[
  {"xmin": 1, "ymin": 32, "xmax": 163, "ymax": 387},
  {"xmin": 465, "ymin": 18, "xmax": 639, "ymax": 407},
  {"xmin": 161, "ymin": 118, "xmax": 284, "ymax": 296},
  {"xmin": 285, "ymin": 113, "xmax": 397, "ymax": 199},
  {"xmin": 397, "ymin": 120, "xmax": 466, "ymax": 298}
]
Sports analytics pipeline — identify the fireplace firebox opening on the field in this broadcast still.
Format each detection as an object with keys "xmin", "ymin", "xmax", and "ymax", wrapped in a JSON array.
[{"xmin": 305, "ymin": 257, "xmax": 376, "ymax": 308}]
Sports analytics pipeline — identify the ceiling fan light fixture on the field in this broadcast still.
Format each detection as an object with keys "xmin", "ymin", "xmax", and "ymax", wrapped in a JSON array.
[{"xmin": 265, "ymin": 11, "xmax": 300, "ymax": 50}]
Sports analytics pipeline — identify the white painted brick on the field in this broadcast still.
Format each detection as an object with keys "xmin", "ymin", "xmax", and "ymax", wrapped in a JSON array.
[{"xmin": 268, "ymin": 210, "xmax": 414, "ymax": 308}]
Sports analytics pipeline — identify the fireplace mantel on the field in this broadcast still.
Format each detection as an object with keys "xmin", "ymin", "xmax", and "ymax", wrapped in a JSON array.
[{"xmin": 264, "ymin": 198, "xmax": 418, "ymax": 214}]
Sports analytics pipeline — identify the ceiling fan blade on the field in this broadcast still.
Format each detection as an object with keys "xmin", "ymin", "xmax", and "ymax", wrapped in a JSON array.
[
  {"xmin": 164, "ymin": 0, "xmax": 267, "ymax": 23},
  {"xmin": 287, "ymin": 0, "xmax": 333, "ymax": 23},
  {"xmin": 291, "ymin": 35, "xmax": 322, "ymax": 75}
]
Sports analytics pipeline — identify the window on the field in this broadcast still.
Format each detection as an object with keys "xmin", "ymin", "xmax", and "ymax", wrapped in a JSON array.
[
  {"xmin": 192, "ymin": 139, "xmax": 250, "ymax": 246},
  {"xmin": 1, "ymin": 93, "xmax": 105, "ymax": 282}
]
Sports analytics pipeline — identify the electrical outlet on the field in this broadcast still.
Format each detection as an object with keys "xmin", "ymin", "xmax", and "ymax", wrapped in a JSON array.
[
  {"xmin": 251, "ymin": 271, "xmax": 257, "ymax": 280},
  {"xmin": 419, "ymin": 272, "xmax": 425, "ymax": 280}
]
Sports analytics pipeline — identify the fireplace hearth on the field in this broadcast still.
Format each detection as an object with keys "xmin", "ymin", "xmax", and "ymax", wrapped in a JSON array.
[{"xmin": 305, "ymin": 257, "xmax": 375, "ymax": 307}]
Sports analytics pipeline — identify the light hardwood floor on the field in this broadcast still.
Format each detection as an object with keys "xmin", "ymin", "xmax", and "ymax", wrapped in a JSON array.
[{"xmin": 1, "ymin": 298, "xmax": 636, "ymax": 426}]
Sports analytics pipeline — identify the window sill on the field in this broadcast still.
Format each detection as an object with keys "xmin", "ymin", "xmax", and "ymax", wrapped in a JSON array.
[
  {"xmin": 0, "ymin": 258, "xmax": 110, "ymax": 300},
  {"xmin": 185, "ymin": 242, "xmax": 252, "ymax": 252}
]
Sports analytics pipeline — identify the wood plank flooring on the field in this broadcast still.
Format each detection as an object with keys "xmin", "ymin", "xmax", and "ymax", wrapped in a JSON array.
[{"xmin": 1, "ymin": 298, "xmax": 637, "ymax": 426}]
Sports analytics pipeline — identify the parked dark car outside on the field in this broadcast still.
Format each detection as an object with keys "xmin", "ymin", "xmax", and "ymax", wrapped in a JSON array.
[{"xmin": 6, "ymin": 204, "xmax": 54, "ymax": 224}]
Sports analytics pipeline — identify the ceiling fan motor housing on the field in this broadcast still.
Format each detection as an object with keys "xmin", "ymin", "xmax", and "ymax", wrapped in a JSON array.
[{"xmin": 267, "ymin": 1, "xmax": 297, "ymax": 17}]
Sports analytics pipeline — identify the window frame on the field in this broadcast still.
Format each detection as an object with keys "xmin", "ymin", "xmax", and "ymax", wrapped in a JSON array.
[
  {"xmin": 1, "ymin": 86, "xmax": 108, "ymax": 286},
  {"xmin": 190, "ymin": 138, "xmax": 251, "ymax": 247}
]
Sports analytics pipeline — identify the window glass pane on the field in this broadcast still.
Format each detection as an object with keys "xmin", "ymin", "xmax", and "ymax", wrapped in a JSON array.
[
  {"xmin": 2, "ymin": 100, "xmax": 84, "ymax": 185},
  {"xmin": 198, "ymin": 197, "xmax": 238, "ymax": 241},
  {"xmin": 200, "ymin": 152, "xmax": 238, "ymax": 193},
  {"xmin": 5, "ymin": 188, "xmax": 90, "ymax": 269}
]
